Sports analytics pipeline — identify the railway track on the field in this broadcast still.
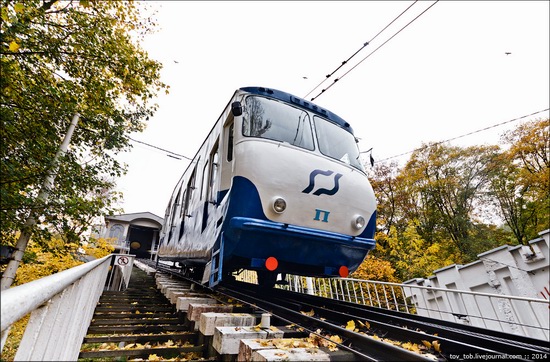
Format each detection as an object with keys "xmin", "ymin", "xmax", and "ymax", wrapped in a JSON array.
[
  {"xmin": 150, "ymin": 259, "xmax": 549, "ymax": 361},
  {"xmin": 217, "ymin": 279, "xmax": 550, "ymax": 361}
]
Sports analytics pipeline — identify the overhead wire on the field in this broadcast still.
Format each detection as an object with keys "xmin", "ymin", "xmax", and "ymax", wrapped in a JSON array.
[
  {"xmin": 127, "ymin": 136, "xmax": 193, "ymax": 161},
  {"xmin": 116, "ymin": 0, "xmax": 436, "ymax": 163},
  {"xmin": 310, "ymin": 0, "xmax": 439, "ymax": 102},
  {"xmin": 126, "ymin": 107, "xmax": 548, "ymax": 164},
  {"xmin": 303, "ymin": 0, "xmax": 419, "ymax": 100},
  {"xmin": 375, "ymin": 108, "xmax": 550, "ymax": 163},
  {"xmin": 78, "ymin": 120, "xmax": 191, "ymax": 161}
]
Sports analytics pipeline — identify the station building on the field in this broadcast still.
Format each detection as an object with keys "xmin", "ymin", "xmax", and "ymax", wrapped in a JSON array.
[{"xmin": 92, "ymin": 212, "xmax": 163, "ymax": 259}]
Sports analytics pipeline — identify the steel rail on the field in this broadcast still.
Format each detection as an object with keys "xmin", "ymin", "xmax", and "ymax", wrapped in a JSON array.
[
  {"xmin": 145, "ymin": 260, "xmax": 549, "ymax": 361},
  {"xmin": 272, "ymin": 287, "xmax": 548, "ymax": 359},
  {"xmin": 148, "ymin": 261, "xmax": 423, "ymax": 360},
  {"xmin": 216, "ymin": 282, "xmax": 436, "ymax": 361}
]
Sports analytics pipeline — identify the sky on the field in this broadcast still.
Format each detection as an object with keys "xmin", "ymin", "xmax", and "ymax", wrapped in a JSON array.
[{"xmin": 114, "ymin": 1, "xmax": 550, "ymax": 218}]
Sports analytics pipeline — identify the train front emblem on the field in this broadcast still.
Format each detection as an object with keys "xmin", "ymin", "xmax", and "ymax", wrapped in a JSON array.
[
  {"xmin": 302, "ymin": 169, "xmax": 343, "ymax": 196},
  {"xmin": 303, "ymin": 169, "xmax": 343, "ymax": 223}
]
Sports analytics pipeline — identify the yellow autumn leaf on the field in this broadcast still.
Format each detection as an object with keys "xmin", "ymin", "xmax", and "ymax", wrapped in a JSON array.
[
  {"xmin": 14, "ymin": 3, "xmax": 24, "ymax": 13},
  {"xmin": 9, "ymin": 41, "xmax": 19, "ymax": 52},
  {"xmin": 165, "ymin": 339, "xmax": 174, "ymax": 347},
  {"xmin": 327, "ymin": 336, "xmax": 341, "ymax": 352},
  {"xmin": 148, "ymin": 354, "xmax": 160, "ymax": 361},
  {"xmin": 135, "ymin": 310, "xmax": 140, "ymax": 314},
  {"xmin": 300, "ymin": 309, "xmax": 315, "ymax": 317},
  {"xmin": 345, "ymin": 320, "xmax": 355, "ymax": 331},
  {"xmin": 357, "ymin": 320, "xmax": 371, "ymax": 329},
  {"xmin": 433, "ymin": 340, "xmax": 441, "ymax": 353},
  {"xmin": 422, "ymin": 340, "xmax": 432, "ymax": 349},
  {"xmin": 402, "ymin": 342, "xmax": 421, "ymax": 352}
]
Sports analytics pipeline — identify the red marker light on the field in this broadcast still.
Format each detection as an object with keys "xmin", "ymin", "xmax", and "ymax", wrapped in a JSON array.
[
  {"xmin": 339, "ymin": 266, "xmax": 349, "ymax": 278},
  {"xmin": 265, "ymin": 257, "xmax": 278, "ymax": 271}
]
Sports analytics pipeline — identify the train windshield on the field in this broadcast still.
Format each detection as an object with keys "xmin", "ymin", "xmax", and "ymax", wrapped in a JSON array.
[
  {"xmin": 314, "ymin": 116, "xmax": 364, "ymax": 171},
  {"xmin": 242, "ymin": 96, "xmax": 315, "ymax": 150}
]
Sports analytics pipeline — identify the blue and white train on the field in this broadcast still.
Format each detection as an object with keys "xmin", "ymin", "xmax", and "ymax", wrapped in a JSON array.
[{"xmin": 158, "ymin": 86, "xmax": 377, "ymax": 287}]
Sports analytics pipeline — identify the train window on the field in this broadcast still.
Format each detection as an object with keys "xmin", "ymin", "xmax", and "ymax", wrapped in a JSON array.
[
  {"xmin": 207, "ymin": 142, "xmax": 219, "ymax": 201},
  {"xmin": 314, "ymin": 116, "xmax": 364, "ymax": 171},
  {"xmin": 180, "ymin": 165, "xmax": 197, "ymax": 234},
  {"xmin": 201, "ymin": 160, "xmax": 209, "ymax": 201},
  {"xmin": 226, "ymin": 122, "xmax": 234, "ymax": 162},
  {"xmin": 178, "ymin": 190, "xmax": 186, "ymax": 239},
  {"xmin": 242, "ymin": 96, "xmax": 314, "ymax": 151}
]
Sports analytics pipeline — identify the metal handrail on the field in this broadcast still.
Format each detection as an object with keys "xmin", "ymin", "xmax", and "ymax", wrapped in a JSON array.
[
  {"xmin": 1, "ymin": 253, "xmax": 134, "ymax": 360},
  {"xmin": 1, "ymin": 255, "xmax": 111, "ymax": 332}
]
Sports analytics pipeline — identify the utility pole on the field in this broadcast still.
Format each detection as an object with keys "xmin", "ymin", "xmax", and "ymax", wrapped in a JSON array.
[{"xmin": 0, "ymin": 113, "xmax": 80, "ymax": 291}]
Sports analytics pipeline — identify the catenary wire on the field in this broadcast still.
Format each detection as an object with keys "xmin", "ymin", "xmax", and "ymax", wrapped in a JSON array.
[
  {"xmin": 126, "ymin": 108, "xmax": 548, "ymax": 164},
  {"xmin": 310, "ymin": 0, "xmax": 439, "ymax": 102},
  {"xmin": 127, "ymin": 136, "xmax": 193, "ymax": 161},
  {"xmin": 303, "ymin": 0, "xmax": 419, "ymax": 100},
  {"xmin": 375, "ymin": 108, "xmax": 550, "ymax": 163}
]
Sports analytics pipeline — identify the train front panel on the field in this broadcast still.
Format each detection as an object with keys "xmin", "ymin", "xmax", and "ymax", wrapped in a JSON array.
[{"xmin": 221, "ymin": 87, "xmax": 377, "ymax": 278}]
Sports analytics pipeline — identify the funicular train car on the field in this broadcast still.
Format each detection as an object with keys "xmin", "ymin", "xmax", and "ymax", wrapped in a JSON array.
[{"xmin": 158, "ymin": 86, "xmax": 377, "ymax": 287}]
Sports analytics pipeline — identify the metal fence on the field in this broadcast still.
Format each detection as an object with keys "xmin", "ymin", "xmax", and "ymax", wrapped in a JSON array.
[
  {"xmin": 281, "ymin": 275, "xmax": 550, "ymax": 341},
  {"xmin": 0, "ymin": 254, "xmax": 134, "ymax": 361},
  {"xmin": 232, "ymin": 270, "xmax": 549, "ymax": 341}
]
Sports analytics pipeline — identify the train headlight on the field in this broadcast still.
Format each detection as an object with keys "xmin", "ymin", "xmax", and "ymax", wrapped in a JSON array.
[
  {"xmin": 272, "ymin": 197, "xmax": 287, "ymax": 213},
  {"xmin": 352, "ymin": 215, "xmax": 365, "ymax": 230}
]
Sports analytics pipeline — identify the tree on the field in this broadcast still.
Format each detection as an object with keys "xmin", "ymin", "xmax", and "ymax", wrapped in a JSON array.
[
  {"xmin": 489, "ymin": 118, "xmax": 550, "ymax": 244},
  {"xmin": 1, "ymin": 0, "xmax": 167, "ymax": 288},
  {"xmin": 369, "ymin": 161, "xmax": 402, "ymax": 239},
  {"xmin": 384, "ymin": 221, "xmax": 459, "ymax": 281},
  {"xmin": 398, "ymin": 143, "xmax": 501, "ymax": 262},
  {"xmin": 352, "ymin": 251, "xmax": 399, "ymax": 283}
]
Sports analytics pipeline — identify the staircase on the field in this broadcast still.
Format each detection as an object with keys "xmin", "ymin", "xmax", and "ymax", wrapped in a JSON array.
[{"xmin": 79, "ymin": 266, "xmax": 204, "ymax": 361}]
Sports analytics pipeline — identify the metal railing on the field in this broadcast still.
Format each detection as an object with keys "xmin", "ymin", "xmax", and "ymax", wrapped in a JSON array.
[
  {"xmin": 281, "ymin": 275, "xmax": 550, "ymax": 341},
  {"xmin": 1, "ymin": 253, "xmax": 134, "ymax": 361},
  {"xmin": 232, "ymin": 270, "xmax": 549, "ymax": 341}
]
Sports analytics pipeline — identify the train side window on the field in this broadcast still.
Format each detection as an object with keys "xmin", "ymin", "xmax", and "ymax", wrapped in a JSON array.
[
  {"xmin": 227, "ymin": 122, "xmax": 234, "ymax": 162},
  {"xmin": 201, "ymin": 160, "xmax": 209, "ymax": 201},
  {"xmin": 208, "ymin": 142, "xmax": 219, "ymax": 200},
  {"xmin": 178, "ymin": 190, "xmax": 186, "ymax": 240},
  {"xmin": 180, "ymin": 165, "xmax": 197, "ymax": 236}
]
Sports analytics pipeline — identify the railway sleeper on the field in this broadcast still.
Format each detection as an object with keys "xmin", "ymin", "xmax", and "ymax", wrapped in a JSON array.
[{"xmin": 154, "ymin": 267, "xmax": 361, "ymax": 361}]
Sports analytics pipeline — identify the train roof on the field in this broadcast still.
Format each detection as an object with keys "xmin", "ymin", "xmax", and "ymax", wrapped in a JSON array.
[{"xmin": 239, "ymin": 86, "xmax": 354, "ymax": 134}]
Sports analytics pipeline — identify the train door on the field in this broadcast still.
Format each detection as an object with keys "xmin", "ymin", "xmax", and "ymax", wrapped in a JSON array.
[{"xmin": 202, "ymin": 141, "xmax": 219, "ymax": 232}]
